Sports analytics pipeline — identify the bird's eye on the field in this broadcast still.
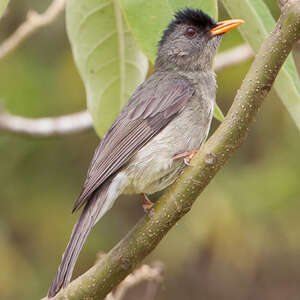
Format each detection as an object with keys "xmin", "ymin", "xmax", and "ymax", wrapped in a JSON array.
[{"xmin": 185, "ymin": 27, "xmax": 196, "ymax": 38}]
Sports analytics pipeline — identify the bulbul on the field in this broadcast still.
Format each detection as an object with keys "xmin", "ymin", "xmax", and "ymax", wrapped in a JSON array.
[{"xmin": 48, "ymin": 8, "xmax": 243, "ymax": 297}]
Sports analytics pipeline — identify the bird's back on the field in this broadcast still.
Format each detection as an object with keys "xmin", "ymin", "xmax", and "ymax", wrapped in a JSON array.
[{"xmin": 123, "ymin": 70, "xmax": 216, "ymax": 194}]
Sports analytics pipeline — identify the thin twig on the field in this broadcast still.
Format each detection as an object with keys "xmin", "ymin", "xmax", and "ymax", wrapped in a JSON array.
[
  {"xmin": 144, "ymin": 279, "xmax": 162, "ymax": 300},
  {"xmin": 215, "ymin": 44, "xmax": 254, "ymax": 72},
  {"xmin": 0, "ymin": 0, "xmax": 66, "ymax": 59},
  {"xmin": 106, "ymin": 264, "xmax": 163, "ymax": 300},
  {"xmin": 0, "ymin": 110, "xmax": 93, "ymax": 137}
]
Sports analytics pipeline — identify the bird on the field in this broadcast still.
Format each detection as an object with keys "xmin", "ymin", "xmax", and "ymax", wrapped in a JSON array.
[{"xmin": 48, "ymin": 8, "xmax": 243, "ymax": 297}]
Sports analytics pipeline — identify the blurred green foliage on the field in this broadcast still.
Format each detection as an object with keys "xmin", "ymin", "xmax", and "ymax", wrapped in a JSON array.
[{"xmin": 0, "ymin": 1, "xmax": 299, "ymax": 300}]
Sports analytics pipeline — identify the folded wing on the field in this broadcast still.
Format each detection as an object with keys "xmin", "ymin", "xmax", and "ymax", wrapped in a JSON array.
[{"xmin": 73, "ymin": 76, "xmax": 195, "ymax": 212}]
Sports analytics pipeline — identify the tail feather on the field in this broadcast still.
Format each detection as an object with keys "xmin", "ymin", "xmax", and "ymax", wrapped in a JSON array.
[{"xmin": 48, "ymin": 183, "xmax": 110, "ymax": 298}]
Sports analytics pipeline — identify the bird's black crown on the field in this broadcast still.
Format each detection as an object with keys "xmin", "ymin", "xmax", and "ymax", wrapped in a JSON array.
[{"xmin": 159, "ymin": 8, "xmax": 216, "ymax": 46}]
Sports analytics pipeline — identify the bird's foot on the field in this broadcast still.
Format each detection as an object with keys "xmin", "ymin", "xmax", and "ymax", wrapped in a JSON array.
[
  {"xmin": 142, "ymin": 193, "xmax": 154, "ymax": 212},
  {"xmin": 173, "ymin": 149, "xmax": 198, "ymax": 166}
]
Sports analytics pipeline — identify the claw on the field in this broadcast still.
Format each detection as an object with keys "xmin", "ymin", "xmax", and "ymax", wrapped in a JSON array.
[
  {"xmin": 184, "ymin": 157, "xmax": 192, "ymax": 166},
  {"xmin": 142, "ymin": 193, "xmax": 153, "ymax": 212},
  {"xmin": 173, "ymin": 149, "xmax": 198, "ymax": 166}
]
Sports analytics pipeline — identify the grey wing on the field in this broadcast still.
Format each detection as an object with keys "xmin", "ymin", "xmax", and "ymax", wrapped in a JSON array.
[{"xmin": 73, "ymin": 76, "xmax": 195, "ymax": 212}]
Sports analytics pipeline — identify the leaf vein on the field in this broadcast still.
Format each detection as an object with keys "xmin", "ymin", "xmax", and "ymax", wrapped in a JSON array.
[
  {"xmin": 94, "ymin": 58, "xmax": 118, "ymax": 74},
  {"xmin": 78, "ymin": 1, "xmax": 112, "ymax": 35},
  {"xmin": 125, "ymin": 60, "xmax": 144, "ymax": 75},
  {"xmin": 100, "ymin": 76, "xmax": 120, "ymax": 97},
  {"xmin": 86, "ymin": 31, "xmax": 117, "ymax": 60}
]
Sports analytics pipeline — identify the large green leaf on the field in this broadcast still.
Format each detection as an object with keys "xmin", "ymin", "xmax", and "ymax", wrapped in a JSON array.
[
  {"xmin": 66, "ymin": 0, "xmax": 149, "ymax": 136},
  {"xmin": 0, "ymin": 0, "xmax": 9, "ymax": 19},
  {"xmin": 222, "ymin": 0, "xmax": 300, "ymax": 130},
  {"xmin": 119, "ymin": 0, "xmax": 218, "ymax": 64}
]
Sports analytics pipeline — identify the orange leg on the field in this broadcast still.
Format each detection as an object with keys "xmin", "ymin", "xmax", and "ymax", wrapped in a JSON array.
[
  {"xmin": 173, "ymin": 149, "xmax": 198, "ymax": 166},
  {"xmin": 142, "ymin": 193, "xmax": 154, "ymax": 211}
]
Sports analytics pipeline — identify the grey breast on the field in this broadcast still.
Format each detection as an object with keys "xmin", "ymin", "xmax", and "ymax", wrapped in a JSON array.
[{"xmin": 124, "ymin": 70, "xmax": 216, "ymax": 195}]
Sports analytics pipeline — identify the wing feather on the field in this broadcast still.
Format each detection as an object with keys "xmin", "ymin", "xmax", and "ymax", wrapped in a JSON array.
[{"xmin": 73, "ymin": 75, "xmax": 195, "ymax": 212}]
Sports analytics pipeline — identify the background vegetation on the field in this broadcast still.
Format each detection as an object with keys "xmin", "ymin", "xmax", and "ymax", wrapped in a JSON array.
[{"xmin": 0, "ymin": 0, "xmax": 299, "ymax": 299}]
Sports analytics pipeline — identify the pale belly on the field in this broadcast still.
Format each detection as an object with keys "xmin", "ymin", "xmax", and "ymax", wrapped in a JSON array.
[{"xmin": 123, "ymin": 97, "xmax": 214, "ymax": 195}]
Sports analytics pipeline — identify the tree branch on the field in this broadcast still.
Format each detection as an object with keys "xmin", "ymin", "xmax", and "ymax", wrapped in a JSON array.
[
  {"xmin": 0, "ymin": 109, "xmax": 92, "ymax": 137},
  {"xmin": 0, "ymin": 0, "xmax": 66, "ymax": 60},
  {"xmin": 47, "ymin": 1, "xmax": 300, "ymax": 299}
]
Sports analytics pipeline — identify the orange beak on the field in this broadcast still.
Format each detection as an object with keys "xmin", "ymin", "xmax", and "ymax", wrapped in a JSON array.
[{"xmin": 210, "ymin": 19, "xmax": 244, "ymax": 36}]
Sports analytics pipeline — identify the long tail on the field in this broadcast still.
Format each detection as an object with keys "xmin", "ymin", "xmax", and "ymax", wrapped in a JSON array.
[{"xmin": 48, "ymin": 182, "xmax": 111, "ymax": 298}]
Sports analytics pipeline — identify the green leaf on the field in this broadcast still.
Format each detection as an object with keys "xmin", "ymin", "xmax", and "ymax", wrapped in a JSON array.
[
  {"xmin": 66, "ymin": 0, "xmax": 149, "ymax": 136},
  {"xmin": 213, "ymin": 103, "xmax": 225, "ymax": 122},
  {"xmin": 222, "ymin": 0, "xmax": 300, "ymax": 130},
  {"xmin": 118, "ymin": 0, "xmax": 218, "ymax": 64},
  {"xmin": 0, "ymin": 0, "xmax": 9, "ymax": 19}
]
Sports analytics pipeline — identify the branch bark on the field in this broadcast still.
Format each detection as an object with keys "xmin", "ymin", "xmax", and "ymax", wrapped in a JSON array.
[{"xmin": 47, "ymin": 1, "xmax": 300, "ymax": 299}]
